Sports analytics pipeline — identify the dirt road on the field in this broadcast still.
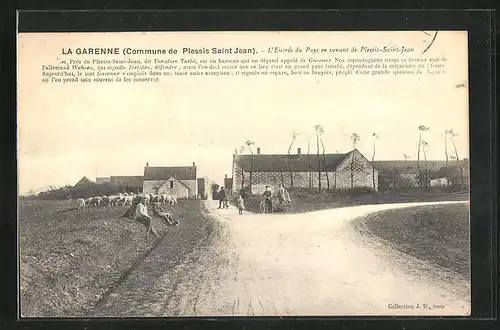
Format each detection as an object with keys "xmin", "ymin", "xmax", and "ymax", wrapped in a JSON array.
[{"xmin": 94, "ymin": 200, "xmax": 470, "ymax": 317}]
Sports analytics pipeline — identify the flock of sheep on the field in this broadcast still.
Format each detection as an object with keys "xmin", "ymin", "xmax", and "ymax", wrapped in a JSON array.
[{"xmin": 75, "ymin": 192, "xmax": 178, "ymax": 210}]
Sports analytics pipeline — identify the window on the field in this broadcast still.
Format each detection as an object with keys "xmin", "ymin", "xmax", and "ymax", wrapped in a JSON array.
[{"xmin": 170, "ymin": 181, "xmax": 174, "ymax": 189}]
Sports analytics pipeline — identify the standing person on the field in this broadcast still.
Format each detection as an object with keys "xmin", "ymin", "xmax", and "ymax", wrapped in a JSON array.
[
  {"xmin": 235, "ymin": 194, "xmax": 245, "ymax": 215},
  {"xmin": 218, "ymin": 187, "xmax": 226, "ymax": 209},
  {"xmin": 277, "ymin": 184, "xmax": 286, "ymax": 204},
  {"xmin": 135, "ymin": 196, "xmax": 159, "ymax": 237},
  {"xmin": 262, "ymin": 185, "xmax": 273, "ymax": 213},
  {"xmin": 284, "ymin": 188, "xmax": 291, "ymax": 204}
]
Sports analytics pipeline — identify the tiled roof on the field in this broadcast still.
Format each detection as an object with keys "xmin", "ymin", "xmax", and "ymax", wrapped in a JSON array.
[
  {"xmin": 233, "ymin": 152, "xmax": 350, "ymax": 172},
  {"xmin": 110, "ymin": 176, "xmax": 144, "ymax": 186},
  {"xmin": 144, "ymin": 166, "xmax": 196, "ymax": 181},
  {"xmin": 74, "ymin": 176, "xmax": 94, "ymax": 187}
]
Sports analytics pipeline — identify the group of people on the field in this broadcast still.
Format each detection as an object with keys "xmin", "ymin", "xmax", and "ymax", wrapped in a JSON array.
[
  {"xmin": 122, "ymin": 195, "xmax": 179, "ymax": 237},
  {"xmin": 216, "ymin": 184, "xmax": 291, "ymax": 215},
  {"xmin": 217, "ymin": 186, "xmax": 246, "ymax": 215},
  {"xmin": 261, "ymin": 184, "xmax": 291, "ymax": 213}
]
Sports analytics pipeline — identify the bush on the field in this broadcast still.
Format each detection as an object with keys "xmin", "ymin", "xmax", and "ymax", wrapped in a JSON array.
[
  {"xmin": 26, "ymin": 183, "xmax": 134, "ymax": 200},
  {"xmin": 337, "ymin": 187, "xmax": 374, "ymax": 197}
]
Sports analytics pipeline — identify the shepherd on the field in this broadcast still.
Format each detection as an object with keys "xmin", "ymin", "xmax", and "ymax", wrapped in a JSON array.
[
  {"xmin": 122, "ymin": 196, "xmax": 159, "ymax": 237},
  {"xmin": 152, "ymin": 201, "xmax": 179, "ymax": 226}
]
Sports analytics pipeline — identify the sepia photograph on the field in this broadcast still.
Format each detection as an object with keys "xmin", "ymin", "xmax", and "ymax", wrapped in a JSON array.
[{"xmin": 17, "ymin": 30, "xmax": 470, "ymax": 317}]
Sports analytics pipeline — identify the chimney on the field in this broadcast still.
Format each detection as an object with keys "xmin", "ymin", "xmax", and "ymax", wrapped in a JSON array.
[
  {"xmin": 297, "ymin": 147, "xmax": 301, "ymax": 155},
  {"xmin": 257, "ymin": 147, "xmax": 261, "ymax": 155},
  {"xmin": 225, "ymin": 174, "xmax": 228, "ymax": 179},
  {"xmin": 146, "ymin": 162, "xmax": 149, "ymax": 167}
]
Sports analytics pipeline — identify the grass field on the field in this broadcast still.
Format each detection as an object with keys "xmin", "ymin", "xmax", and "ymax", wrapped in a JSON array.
[
  {"xmin": 240, "ymin": 188, "xmax": 469, "ymax": 214},
  {"xmin": 353, "ymin": 203, "xmax": 470, "ymax": 277},
  {"xmin": 19, "ymin": 199, "xmax": 212, "ymax": 317}
]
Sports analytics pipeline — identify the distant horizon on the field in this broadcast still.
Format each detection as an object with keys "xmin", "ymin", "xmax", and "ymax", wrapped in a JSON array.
[{"xmin": 20, "ymin": 150, "xmax": 469, "ymax": 196}]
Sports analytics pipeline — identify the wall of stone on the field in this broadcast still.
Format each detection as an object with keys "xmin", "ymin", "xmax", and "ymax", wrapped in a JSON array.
[
  {"xmin": 143, "ymin": 179, "xmax": 197, "ymax": 198},
  {"xmin": 232, "ymin": 150, "xmax": 378, "ymax": 195}
]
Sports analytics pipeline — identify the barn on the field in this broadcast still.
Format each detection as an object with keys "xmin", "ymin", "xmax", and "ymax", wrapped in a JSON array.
[
  {"xmin": 197, "ymin": 176, "xmax": 215, "ymax": 199},
  {"xmin": 109, "ymin": 176, "xmax": 144, "ymax": 193},
  {"xmin": 142, "ymin": 162, "xmax": 197, "ymax": 198},
  {"xmin": 232, "ymin": 148, "xmax": 378, "ymax": 195},
  {"xmin": 74, "ymin": 176, "xmax": 94, "ymax": 188},
  {"xmin": 375, "ymin": 159, "xmax": 469, "ymax": 189}
]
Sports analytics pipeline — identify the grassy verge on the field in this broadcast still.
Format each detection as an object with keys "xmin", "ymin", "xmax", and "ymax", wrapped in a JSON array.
[
  {"xmin": 19, "ymin": 199, "xmax": 207, "ymax": 317},
  {"xmin": 240, "ymin": 188, "xmax": 468, "ymax": 214},
  {"xmin": 353, "ymin": 203, "xmax": 470, "ymax": 277}
]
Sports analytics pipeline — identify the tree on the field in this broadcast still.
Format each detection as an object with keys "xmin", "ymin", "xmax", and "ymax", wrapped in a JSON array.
[
  {"xmin": 448, "ymin": 129, "xmax": 465, "ymax": 188},
  {"xmin": 372, "ymin": 133, "xmax": 379, "ymax": 191},
  {"xmin": 319, "ymin": 132, "xmax": 330, "ymax": 191},
  {"xmin": 287, "ymin": 130, "xmax": 298, "ymax": 189},
  {"xmin": 417, "ymin": 125, "xmax": 430, "ymax": 188},
  {"xmin": 444, "ymin": 129, "xmax": 451, "ymax": 186},
  {"xmin": 349, "ymin": 133, "xmax": 360, "ymax": 188},
  {"xmin": 421, "ymin": 140, "xmax": 429, "ymax": 187},
  {"xmin": 307, "ymin": 134, "xmax": 312, "ymax": 189},
  {"xmin": 238, "ymin": 145, "xmax": 246, "ymax": 189},
  {"xmin": 210, "ymin": 183, "xmax": 220, "ymax": 199},
  {"xmin": 350, "ymin": 132, "xmax": 360, "ymax": 149},
  {"xmin": 314, "ymin": 125, "xmax": 324, "ymax": 191},
  {"xmin": 245, "ymin": 140, "xmax": 255, "ymax": 189},
  {"xmin": 403, "ymin": 154, "xmax": 411, "ymax": 172}
]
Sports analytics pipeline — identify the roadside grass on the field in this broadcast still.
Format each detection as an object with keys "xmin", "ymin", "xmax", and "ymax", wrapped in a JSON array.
[
  {"xmin": 239, "ymin": 187, "xmax": 469, "ymax": 214},
  {"xmin": 353, "ymin": 203, "xmax": 470, "ymax": 277},
  {"xmin": 19, "ymin": 199, "xmax": 209, "ymax": 317}
]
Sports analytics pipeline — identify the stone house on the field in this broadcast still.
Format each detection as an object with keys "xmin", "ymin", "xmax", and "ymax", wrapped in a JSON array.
[
  {"xmin": 375, "ymin": 159, "xmax": 469, "ymax": 188},
  {"xmin": 109, "ymin": 176, "xmax": 144, "ymax": 193},
  {"xmin": 232, "ymin": 148, "xmax": 378, "ymax": 195},
  {"xmin": 142, "ymin": 162, "xmax": 197, "ymax": 198},
  {"xmin": 74, "ymin": 176, "xmax": 94, "ymax": 188},
  {"xmin": 95, "ymin": 177, "xmax": 111, "ymax": 184},
  {"xmin": 197, "ymin": 176, "xmax": 215, "ymax": 199},
  {"xmin": 224, "ymin": 174, "xmax": 233, "ymax": 194}
]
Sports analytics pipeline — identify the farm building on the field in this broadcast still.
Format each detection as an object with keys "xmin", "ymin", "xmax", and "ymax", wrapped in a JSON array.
[
  {"xmin": 232, "ymin": 148, "xmax": 378, "ymax": 194},
  {"xmin": 74, "ymin": 176, "xmax": 94, "ymax": 188},
  {"xmin": 197, "ymin": 176, "xmax": 215, "ymax": 199},
  {"xmin": 143, "ymin": 162, "xmax": 197, "ymax": 198},
  {"xmin": 95, "ymin": 177, "xmax": 111, "ymax": 184},
  {"xmin": 224, "ymin": 175, "xmax": 233, "ymax": 195},
  {"xmin": 375, "ymin": 159, "xmax": 469, "ymax": 189},
  {"xmin": 109, "ymin": 176, "xmax": 144, "ymax": 193}
]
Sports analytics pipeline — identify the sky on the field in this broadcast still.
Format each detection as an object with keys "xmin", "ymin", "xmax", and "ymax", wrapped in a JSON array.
[{"xmin": 17, "ymin": 31, "xmax": 469, "ymax": 194}]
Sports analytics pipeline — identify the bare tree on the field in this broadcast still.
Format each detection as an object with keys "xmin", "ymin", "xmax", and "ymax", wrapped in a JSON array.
[
  {"xmin": 444, "ymin": 129, "xmax": 451, "ymax": 187},
  {"xmin": 287, "ymin": 130, "xmax": 299, "ymax": 189},
  {"xmin": 350, "ymin": 133, "xmax": 360, "ymax": 188},
  {"xmin": 314, "ymin": 125, "xmax": 324, "ymax": 191},
  {"xmin": 307, "ymin": 134, "xmax": 312, "ymax": 189},
  {"xmin": 372, "ymin": 133, "xmax": 379, "ymax": 191},
  {"xmin": 351, "ymin": 132, "xmax": 360, "ymax": 149},
  {"xmin": 448, "ymin": 129, "xmax": 464, "ymax": 188},
  {"xmin": 421, "ymin": 140, "xmax": 429, "ymax": 187},
  {"xmin": 245, "ymin": 140, "xmax": 255, "ymax": 189},
  {"xmin": 403, "ymin": 154, "xmax": 411, "ymax": 172},
  {"xmin": 417, "ymin": 125, "xmax": 430, "ymax": 188},
  {"xmin": 238, "ymin": 146, "xmax": 246, "ymax": 189},
  {"xmin": 319, "ymin": 130, "xmax": 330, "ymax": 191}
]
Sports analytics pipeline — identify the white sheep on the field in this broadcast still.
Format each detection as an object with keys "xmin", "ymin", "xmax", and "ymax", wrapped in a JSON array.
[
  {"xmin": 93, "ymin": 196, "xmax": 102, "ymax": 207},
  {"xmin": 76, "ymin": 198, "xmax": 86, "ymax": 210}
]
